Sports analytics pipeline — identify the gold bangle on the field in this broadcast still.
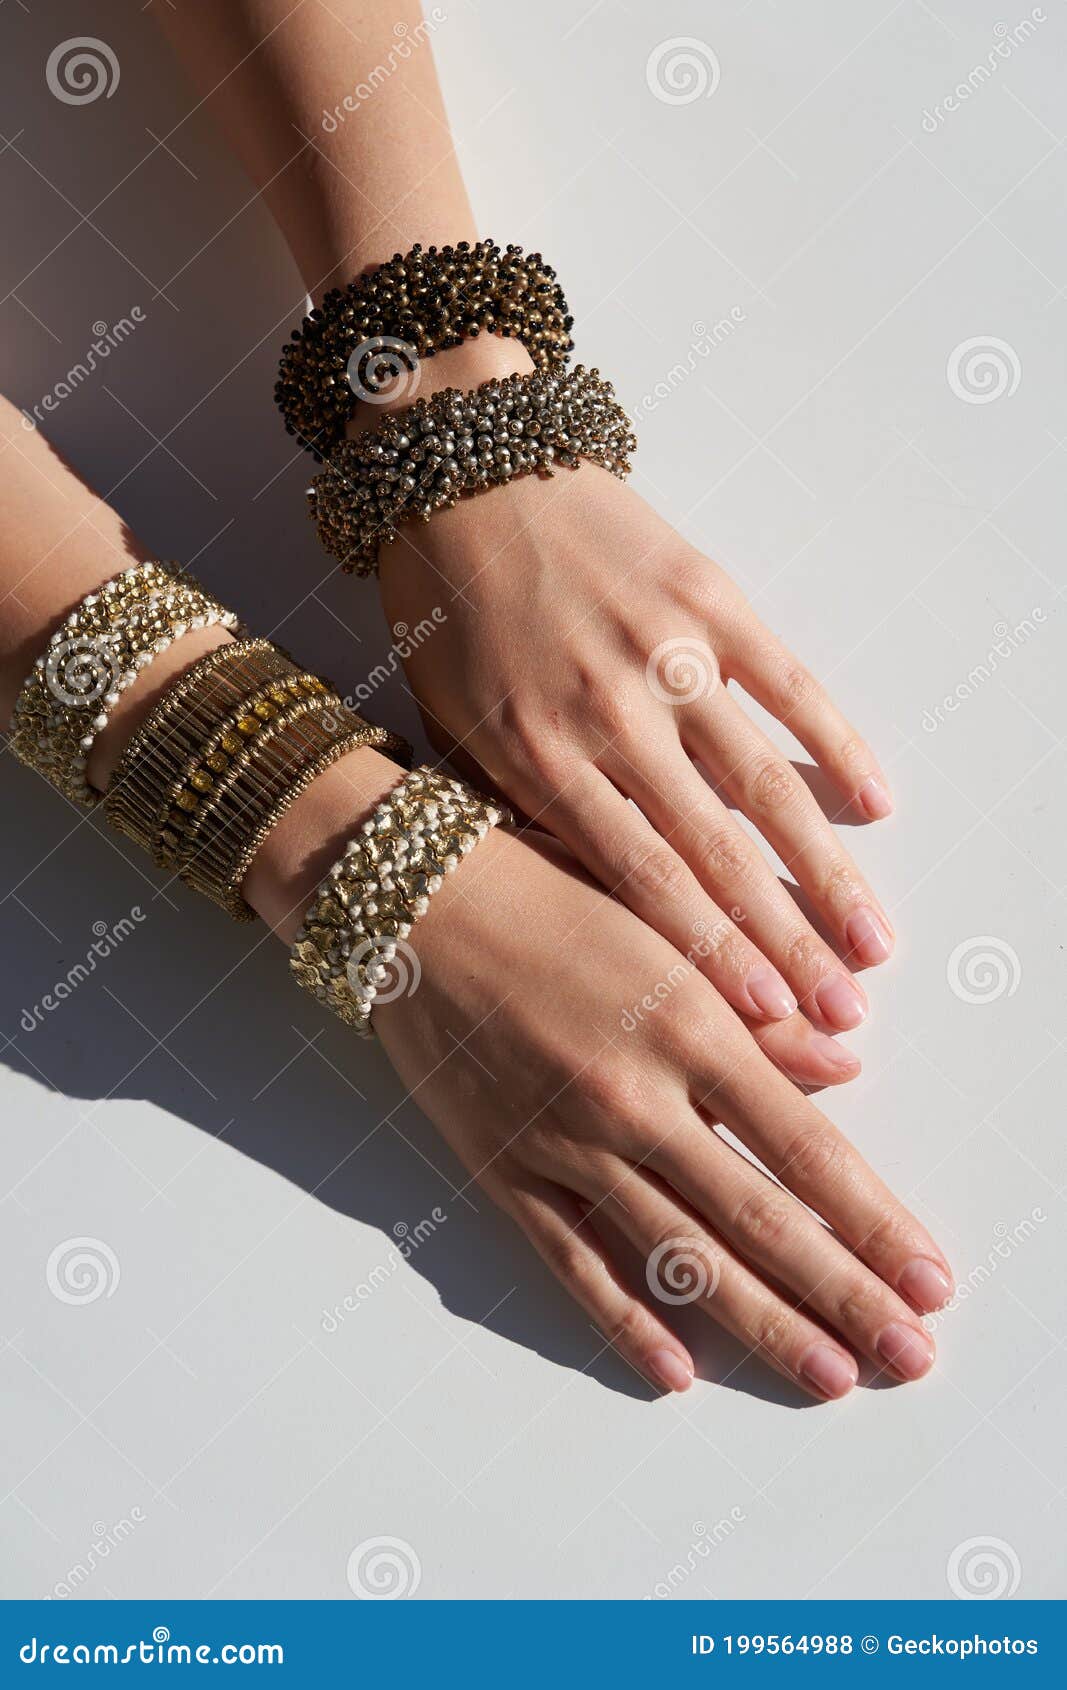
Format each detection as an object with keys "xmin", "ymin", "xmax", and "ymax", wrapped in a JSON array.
[
  {"xmin": 290, "ymin": 765, "xmax": 510, "ymax": 1034},
  {"xmin": 9, "ymin": 561, "xmax": 239, "ymax": 806},
  {"xmin": 105, "ymin": 636, "xmax": 411, "ymax": 920}
]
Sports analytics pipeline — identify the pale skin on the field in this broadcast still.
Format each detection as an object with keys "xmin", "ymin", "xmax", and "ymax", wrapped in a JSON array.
[
  {"xmin": 1, "ymin": 402, "xmax": 951, "ymax": 1400},
  {"xmin": 0, "ymin": 1, "xmax": 955, "ymax": 1400}
]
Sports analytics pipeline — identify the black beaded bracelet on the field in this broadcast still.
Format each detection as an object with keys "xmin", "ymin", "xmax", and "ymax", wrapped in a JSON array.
[
  {"xmin": 307, "ymin": 366, "xmax": 637, "ymax": 576},
  {"xmin": 275, "ymin": 239, "xmax": 574, "ymax": 459}
]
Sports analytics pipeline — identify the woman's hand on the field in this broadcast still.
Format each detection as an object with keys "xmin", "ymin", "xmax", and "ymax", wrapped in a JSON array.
[
  {"xmin": 374, "ymin": 826, "xmax": 950, "ymax": 1401},
  {"xmin": 379, "ymin": 465, "xmax": 895, "ymax": 1060}
]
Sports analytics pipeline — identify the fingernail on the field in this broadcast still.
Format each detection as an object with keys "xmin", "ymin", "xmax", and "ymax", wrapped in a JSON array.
[
  {"xmin": 809, "ymin": 1031, "xmax": 861, "ymax": 1075},
  {"xmin": 898, "ymin": 1257, "xmax": 953, "ymax": 1314},
  {"xmin": 876, "ymin": 1321, "xmax": 935, "ymax": 1382},
  {"xmin": 799, "ymin": 1343, "xmax": 858, "ymax": 1400},
  {"xmin": 845, "ymin": 906, "xmax": 894, "ymax": 967},
  {"xmin": 746, "ymin": 965, "xmax": 797, "ymax": 1020},
  {"xmin": 857, "ymin": 777, "xmax": 893, "ymax": 820},
  {"xmin": 649, "ymin": 1348, "xmax": 694, "ymax": 1393},
  {"xmin": 814, "ymin": 972, "xmax": 867, "ymax": 1030}
]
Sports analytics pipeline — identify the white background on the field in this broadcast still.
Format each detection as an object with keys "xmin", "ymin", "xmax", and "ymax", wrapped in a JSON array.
[{"xmin": 0, "ymin": 0, "xmax": 1064, "ymax": 1600}]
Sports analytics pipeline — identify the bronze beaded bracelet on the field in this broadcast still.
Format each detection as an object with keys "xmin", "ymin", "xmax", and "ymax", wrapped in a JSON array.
[
  {"xmin": 275, "ymin": 239, "xmax": 574, "ymax": 459},
  {"xmin": 307, "ymin": 366, "xmax": 637, "ymax": 575}
]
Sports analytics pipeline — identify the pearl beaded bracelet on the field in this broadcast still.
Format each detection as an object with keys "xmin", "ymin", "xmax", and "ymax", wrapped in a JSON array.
[
  {"xmin": 308, "ymin": 366, "xmax": 637, "ymax": 575},
  {"xmin": 290, "ymin": 765, "xmax": 510, "ymax": 1035},
  {"xmin": 9, "ymin": 561, "xmax": 239, "ymax": 806}
]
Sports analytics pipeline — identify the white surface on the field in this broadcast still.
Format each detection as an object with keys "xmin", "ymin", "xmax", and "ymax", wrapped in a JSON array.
[{"xmin": 1, "ymin": 0, "xmax": 1064, "ymax": 1602}]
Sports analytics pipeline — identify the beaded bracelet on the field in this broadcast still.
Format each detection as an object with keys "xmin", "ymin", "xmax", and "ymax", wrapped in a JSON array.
[
  {"xmin": 105, "ymin": 639, "xmax": 411, "ymax": 920},
  {"xmin": 308, "ymin": 366, "xmax": 637, "ymax": 575},
  {"xmin": 290, "ymin": 766, "xmax": 510, "ymax": 1034},
  {"xmin": 276, "ymin": 239, "xmax": 574, "ymax": 458},
  {"xmin": 9, "ymin": 562, "xmax": 239, "ymax": 806}
]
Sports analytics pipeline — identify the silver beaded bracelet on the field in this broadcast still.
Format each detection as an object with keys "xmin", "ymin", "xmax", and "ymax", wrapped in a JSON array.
[
  {"xmin": 307, "ymin": 365, "xmax": 637, "ymax": 576},
  {"xmin": 8, "ymin": 561, "xmax": 240, "ymax": 806},
  {"xmin": 289, "ymin": 765, "xmax": 511, "ymax": 1036}
]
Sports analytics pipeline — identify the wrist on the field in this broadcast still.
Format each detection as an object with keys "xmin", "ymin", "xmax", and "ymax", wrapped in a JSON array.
[{"xmin": 242, "ymin": 743, "xmax": 405, "ymax": 944}]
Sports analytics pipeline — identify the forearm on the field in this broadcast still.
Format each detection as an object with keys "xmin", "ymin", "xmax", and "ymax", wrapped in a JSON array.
[
  {"xmin": 0, "ymin": 399, "xmax": 399, "ymax": 942},
  {"xmin": 155, "ymin": 0, "xmax": 475, "ymax": 300}
]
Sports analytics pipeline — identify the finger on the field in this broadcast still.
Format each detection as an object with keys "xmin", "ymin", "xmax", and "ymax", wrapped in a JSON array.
[
  {"xmin": 691, "ymin": 1040, "xmax": 955, "ymax": 1333},
  {"xmin": 505, "ymin": 1176, "xmax": 695, "ymax": 1394},
  {"xmin": 535, "ymin": 763, "xmax": 799, "ymax": 1023},
  {"xmin": 590, "ymin": 1165, "xmax": 859, "ymax": 1401},
  {"xmin": 724, "ymin": 631, "xmax": 892, "ymax": 821},
  {"xmin": 646, "ymin": 1117, "xmax": 939, "ymax": 1384},
  {"xmin": 743, "ymin": 1011, "xmax": 859, "ymax": 1089},
  {"xmin": 609, "ymin": 737, "xmax": 871, "ymax": 1032},
  {"xmin": 691, "ymin": 695, "xmax": 895, "ymax": 980}
]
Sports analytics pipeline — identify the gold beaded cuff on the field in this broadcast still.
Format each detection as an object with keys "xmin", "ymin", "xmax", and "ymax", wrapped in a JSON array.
[
  {"xmin": 105, "ymin": 639, "xmax": 412, "ymax": 921},
  {"xmin": 308, "ymin": 366, "xmax": 637, "ymax": 575},
  {"xmin": 290, "ymin": 765, "xmax": 511, "ymax": 1035},
  {"xmin": 276, "ymin": 239, "xmax": 574, "ymax": 458},
  {"xmin": 9, "ymin": 561, "xmax": 240, "ymax": 806}
]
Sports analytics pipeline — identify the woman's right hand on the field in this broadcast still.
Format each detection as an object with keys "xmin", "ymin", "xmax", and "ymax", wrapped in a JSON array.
[{"xmin": 375, "ymin": 826, "xmax": 951, "ymax": 1401}]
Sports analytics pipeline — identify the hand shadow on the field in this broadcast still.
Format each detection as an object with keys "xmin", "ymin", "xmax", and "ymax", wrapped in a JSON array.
[{"xmin": 0, "ymin": 765, "xmax": 815, "ymax": 1410}]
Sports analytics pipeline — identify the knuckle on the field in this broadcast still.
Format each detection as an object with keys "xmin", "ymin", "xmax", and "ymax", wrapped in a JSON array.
[
  {"xmin": 779, "ymin": 664, "xmax": 819, "ymax": 712},
  {"xmin": 611, "ymin": 1300, "xmax": 651, "ymax": 1349},
  {"xmin": 616, "ymin": 841, "xmax": 686, "ymax": 904},
  {"xmin": 576, "ymin": 1057, "xmax": 645, "ymax": 1125},
  {"xmin": 863, "ymin": 1206, "xmax": 913, "ymax": 1259},
  {"xmin": 784, "ymin": 931, "xmax": 828, "ymax": 983},
  {"xmin": 748, "ymin": 1307, "xmax": 794, "ymax": 1357},
  {"xmin": 779, "ymin": 1125, "xmax": 850, "ymax": 1190},
  {"xmin": 748, "ymin": 755, "xmax": 797, "ymax": 814},
  {"xmin": 543, "ymin": 1230, "xmax": 592, "ymax": 1287},
  {"xmin": 731, "ymin": 1186, "xmax": 795, "ymax": 1251},
  {"xmin": 838, "ymin": 735, "xmax": 867, "ymax": 771},
  {"xmin": 692, "ymin": 825, "xmax": 754, "ymax": 885},
  {"xmin": 836, "ymin": 1283, "xmax": 885, "ymax": 1334}
]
